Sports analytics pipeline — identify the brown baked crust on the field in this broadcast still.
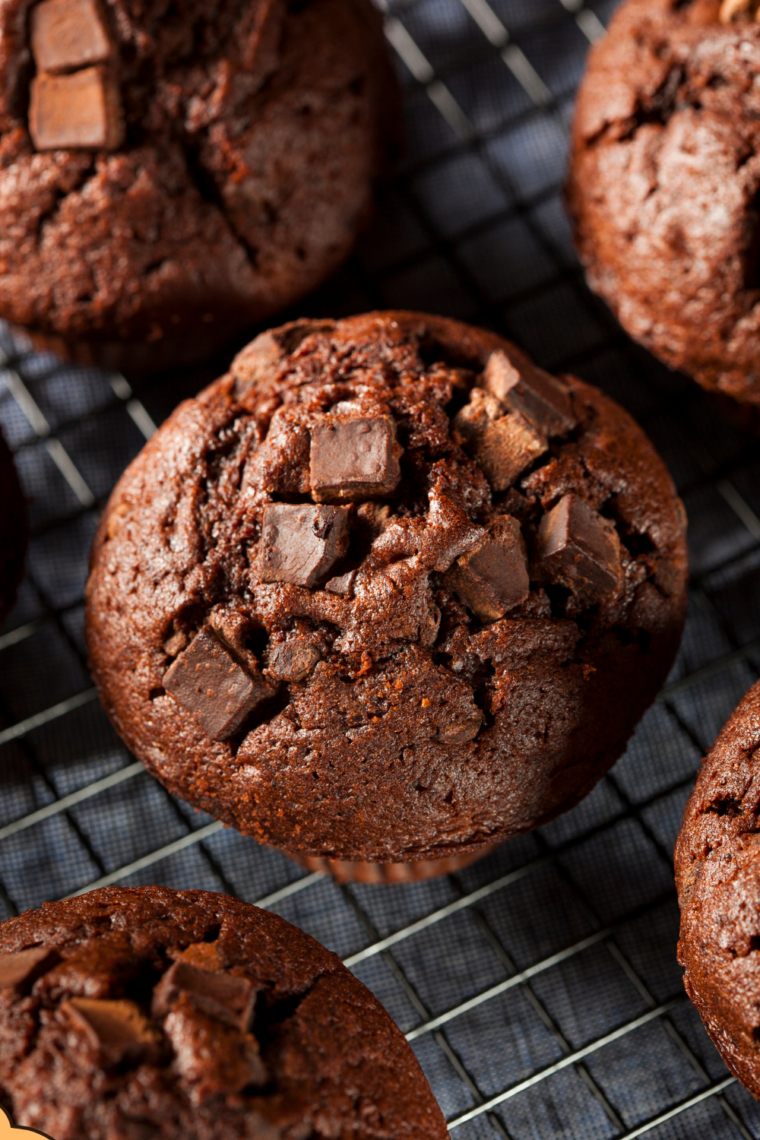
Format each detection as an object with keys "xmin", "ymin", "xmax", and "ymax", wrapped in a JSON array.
[
  {"xmin": 0, "ymin": 429, "xmax": 26, "ymax": 624},
  {"xmin": 675, "ymin": 680, "xmax": 760, "ymax": 1097},
  {"xmin": 567, "ymin": 0, "xmax": 760, "ymax": 404},
  {"xmin": 0, "ymin": 0, "xmax": 398, "ymax": 359},
  {"xmin": 0, "ymin": 885, "xmax": 448, "ymax": 1139},
  {"xmin": 85, "ymin": 310, "xmax": 689, "ymax": 862}
]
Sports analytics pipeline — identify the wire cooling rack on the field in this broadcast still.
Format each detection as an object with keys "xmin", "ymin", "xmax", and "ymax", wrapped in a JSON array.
[{"xmin": 2, "ymin": 1, "xmax": 760, "ymax": 1136}]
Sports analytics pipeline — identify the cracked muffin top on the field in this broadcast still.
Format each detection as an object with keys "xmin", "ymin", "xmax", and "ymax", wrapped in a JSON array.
[
  {"xmin": 568, "ymin": 0, "xmax": 760, "ymax": 404},
  {"xmin": 0, "ymin": 0, "xmax": 397, "ymax": 369},
  {"xmin": 85, "ymin": 311, "xmax": 689, "ymax": 862},
  {"xmin": 676, "ymin": 679, "xmax": 760, "ymax": 1099},
  {"xmin": 0, "ymin": 885, "xmax": 448, "ymax": 1139}
]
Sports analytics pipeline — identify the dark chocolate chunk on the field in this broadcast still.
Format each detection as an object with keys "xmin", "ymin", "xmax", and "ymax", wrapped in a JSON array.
[
  {"xmin": 325, "ymin": 570, "xmax": 357, "ymax": 597},
  {"xmin": 537, "ymin": 493, "xmax": 622, "ymax": 595},
  {"xmin": 163, "ymin": 625, "xmax": 275, "ymax": 740},
  {"xmin": 268, "ymin": 638, "xmax": 321, "ymax": 682},
  {"xmin": 437, "ymin": 711, "xmax": 482, "ymax": 745},
  {"xmin": 0, "ymin": 947, "xmax": 60, "ymax": 992},
  {"xmin": 152, "ymin": 958, "xmax": 257, "ymax": 1032},
  {"xmin": 29, "ymin": 66, "xmax": 124, "ymax": 151},
  {"xmin": 484, "ymin": 350, "xmax": 576, "ymax": 437},
  {"xmin": 446, "ymin": 516, "xmax": 530, "ymax": 623},
  {"xmin": 164, "ymin": 998, "xmax": 267, "ymax": 1103},
  {"xmin": 259, "ymin": 503, "xmax": 350, "ymax": 587},
  {"xmin": 61, "ymin": 998, "xmax": 163, "ymax": 1068},
  {"xmin": 310, "ymin": 415, "xmax": 402, "ymax": 502},
  {"xmin": 453, "ymin": 389, "xmax": 546, "ymax": 492},
  {"xmin": 31, "ymin": 0, "xmax": 113, "ymax": 74}
]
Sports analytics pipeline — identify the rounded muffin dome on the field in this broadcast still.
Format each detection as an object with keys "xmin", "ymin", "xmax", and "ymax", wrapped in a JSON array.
[
  {"xmin": 0, "ymin": 885, "xmax": 448, "ymax": 1138},
  {"xmin": 0, "ymin": 0, "xmax": 397, "ymax": 371},
  {"xmin": 675, "ymin": 680, "xmax": 760, "ymax": 1099},
  {"xmin": 86, "ymin": 311, "xmax": 688, "ymax": 862},
  {"xmin": 568, "ymin": 0, "xmax": 760, "ymax": 404}
]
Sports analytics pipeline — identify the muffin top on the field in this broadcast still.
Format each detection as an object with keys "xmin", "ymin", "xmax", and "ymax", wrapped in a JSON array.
[
  {"xmin": 0, "ymin": 0, "xmax": 395, "ymax": 346},
  {"xmin": 675, "ymin": 679, "xmax": 760, "ymax": 1095},
  {"xmin": 0, "ymin": 885, "xmax": 448, "ymax": 1139},
  {"xmin": 569, "ymin": 0, "xmax": 760, "ymax": 403},
  {"xmin": 86, "ymin": 312, "xmax": 688, "ymax": 860}
]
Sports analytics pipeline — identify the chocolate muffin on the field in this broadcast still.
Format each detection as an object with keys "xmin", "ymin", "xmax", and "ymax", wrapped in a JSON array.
[
  {"xmin": 0, "ymin": 885, "xmax": 448, "ymax": 1139},
  {"xmin": 675, "ymin": 679, "xmax": 760, "ymax": 1097},
  {"xmin": 0, "ymin": 0, "xmax": 398, "ymax": 376},
  {"xmin": 567, "ymin": 0, "xmax": 760, "ymax": 405},
  {"xmin": 0, "ymin": 430, "xmax": 26, "ymax": 624},
  {"xmin": 85, "ymin": 311, "xmax": 689, "ymax": 865}
]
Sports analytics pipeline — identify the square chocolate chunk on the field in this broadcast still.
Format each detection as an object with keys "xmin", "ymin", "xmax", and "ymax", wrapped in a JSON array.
[
  {"xmin": 485, "ymin": 350, "xmax": 576, "ymax": 437},
  {"xmin": 537, "ymin": 493, "xmax": 622, "ymax": 596},
  {"xmin": 259, "ymin": 503, "xmax": 350, "ymax": 587},
  {"xmin": 453, "ymin": 389, "xmax": 546, "ymax": 491},
  {"xmin": 310, "ymin": 416, "xmax": 401, "ymax": 502},
  {"xmin": 152, "ymin": 959, "xmax": 257, "ymax": 1032},
  {"xmin": 29, "ymin": 66, "xmax": 123, "ymax": 151},
  {"xmin": 474, "ymin": 412, "xmax": 547, "ymax": 492},
  {"xmin": 163, "ymin": 626, "xmax": 274, "ymax": 740},
  {"xmin": 31, "ymin": 0, "xmax": 113, "ymax": 74},
  {"xmin": 61, "ymin": 998, "xmax": 163, "ymax": 1068},
  {"xmin": 0, "ymin": 947, "xmax": 60, "ymax": 992},
  {"xmin": 447, "ymin": 515, "xmax": 530, "ymax": 622}
]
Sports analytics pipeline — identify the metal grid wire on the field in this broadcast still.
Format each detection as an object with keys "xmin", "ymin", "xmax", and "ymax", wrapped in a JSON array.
[{"xmin": 2, "ymin": 0, "xmax": 760, "ymax": 1135}]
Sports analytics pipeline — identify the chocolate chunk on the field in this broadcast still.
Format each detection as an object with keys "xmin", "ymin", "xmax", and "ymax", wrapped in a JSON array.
[
  {"xmin": 61, "ymin": 998, "xmax": 163, "ymax": 1068},
  {"xmin": 454, "ymin": 389, "xmax": 546, "ymax": 492},
  {"xmin": 164, "ymin": 625, "xmax": 275, "ymax": 740},
  {"xmin": 310, "ymin": 416, "xmax": 402, "ymax": 502},
  {"xmin": 0, "ymin": 947, "xmax": 60, "ymax": 992},
  {"xmin": 268, "ymin": 638, "xmax": 321, "ymax": 682},
  {"xmin": 325, "ymin": 570, "xmax": 357, "ymax": 597},
  {"xmin": 484, "ymin": 350, "xmax": 576, "ymax": 437},
  {"xmin": 437, "ymin": 711, "xmax": 482, "ymax": 745},
  {"xmin": 446, "ymin": 516, "xmax": 530, "ymax": 623},
  {"xmin": 31, "ymin": 0, "xmax": 113, "ymax": 74},
  {"xmin": 259, "ymin": 503, "xmax": 350, "ymax": 587},
  {"xmin": 537, "ymin": 494, "xmax": 622, "ymax": 596},
  {"xmin": 29, "ymin": 66, "xmax": 123, "ymax": 151},
  {"xmin": 152, "ymin": 959, "xmax": 257, "ymax": 1032},
  {"xmin": 164, "ymin": 998, "xmax": 267, "ymax": 1103}
]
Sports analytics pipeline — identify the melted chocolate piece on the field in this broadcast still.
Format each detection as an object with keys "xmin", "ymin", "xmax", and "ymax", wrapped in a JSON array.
[
  {"xmin": 537, "ymin": 493, "xmax": 622, "ymax": 595},
  {"xmin": 453, "ymin": 388, "xmax": 546, "ymax": 491},
  {"xmin": 61, "ymin": 998, "xmax": 162, "ymax": 1068},
  {"xmin": 259, "ymin": 503, "xmax": 350, "ymax": 587},
  {"xmin": 30, "ymin": 0, "xmax": 113, "ymax": 74},
  {"xmin": 310, "ymin": 416, "xmax": 402, "ymax": 502},
  {"xmin": 437, "ymin": 711, "xmax": 482, "ymax": 745},
  {"xmin": 29, "ymin": 66, "xmax": 124, "ymax": 151},
  {"xmin": 325, "ymin": 570, "xmax": 357, "ymax": 597},
  {"xmin": 484, "ymin": 350, "xmax": 576, "ymax": 437},
  {"xmin": 152, "ymin": 958, "xmax": 257, "ymax": 1032},
  {"xmin": 164, "ymin": 626, "xmax": 275, "ymax": 740},
  {"xmin": 268, "ymin": 638, "xmax": 321, "ymax": 682},
  {"xmin": 446, "ymin": 516, "xmax": 530, "ymax": 623},
  {"xmin": 164, "ymin": 998, "xmax": 267, "ymax": 1103},
  {"xmin": 0, "ymin": 947, "xmax": 60, "ymax": 992}
]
